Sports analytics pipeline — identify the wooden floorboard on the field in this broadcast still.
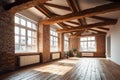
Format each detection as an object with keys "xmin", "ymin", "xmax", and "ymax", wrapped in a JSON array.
[{"xmin": 0, "ymin": 57, "xmax": 120, "ymax": 80}]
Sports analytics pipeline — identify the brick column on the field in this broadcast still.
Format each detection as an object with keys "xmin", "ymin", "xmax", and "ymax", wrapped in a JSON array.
[
  {"xmin": 58, "ymin": 33, "xmax": 64, "ymax": 58},
  {"xmin": 39, "ymin": 24, "xmax": 50, "ymax": 63},
  {"xmin": 0, "ymin": 7, "xmax": 15, "ymax": 73}
]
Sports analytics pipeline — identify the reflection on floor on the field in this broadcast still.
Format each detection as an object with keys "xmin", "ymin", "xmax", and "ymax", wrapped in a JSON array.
[{"xmin": 0, "ymin": 57, "xmax": 120, "ymax": 80}]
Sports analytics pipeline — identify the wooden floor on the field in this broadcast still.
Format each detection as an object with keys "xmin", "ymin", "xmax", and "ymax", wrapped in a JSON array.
[{"xmin": 1, "ymin": 57, "xmax": 120, "ymax": 80}]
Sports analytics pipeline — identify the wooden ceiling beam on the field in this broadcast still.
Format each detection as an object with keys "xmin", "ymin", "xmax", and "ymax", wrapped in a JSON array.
[
  {"xmin": 96, "ymin": 27, "xmax": 110, "ymax": 31},
  {"xmin": 40, "ymin": 3, "xmax": 120, "ymax": 24},
  {"xmin": 5, "ymin": 0, "xmax": 48, "ymax": 13},
  {"xmin": 57, "ymin": 20, "xmax": 117, "ymax": 33},
  {"xmin": 90, "ymin": 16, "xmax": 117, "ymax": 21},
  {"xmin": 89, "ymin": 29, "xmax": 106, "ymax": 34},
  {"xmin": 65, "ymin": 21, "xmax": 80, "ymax": 25},
  {"xmin": 35, "ymin": 5, "xmax": 53, "ymax": 18},
  {"xmin": 44, "ymin": 3, "xmax": 71, "ymax": 11},
  {"xmin": 35, "ymin": 5, "xmax": 67, "ymax": 29},
  {"xmin": 66, "ymin": 0, "xmax": 83, "ymax": 25}
]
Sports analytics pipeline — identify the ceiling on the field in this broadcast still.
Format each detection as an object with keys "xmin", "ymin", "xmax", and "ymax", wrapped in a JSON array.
[{"xmin": 15, "ymin": 0, "xmax": 120, "ymax": 36}]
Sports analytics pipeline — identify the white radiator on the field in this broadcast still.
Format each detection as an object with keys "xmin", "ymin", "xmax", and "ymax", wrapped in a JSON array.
[
  {"xmin": 20, "ymin": 55, "xmax": 40, "ymax": 67},
  {"xmin": 82, "ymin": 53, "xmax": 94, "ymax": 57},
  {"xmin": 52, "ymin": 53, "xmax": 60, "ymax": 60}
]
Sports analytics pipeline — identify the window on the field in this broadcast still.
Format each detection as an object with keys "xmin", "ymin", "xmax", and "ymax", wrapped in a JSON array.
[
  {"xmin": 64, "ymin": 35, "xmax": 69, "ymax": 51},
  {"xmin": 50, "ymin": 29, "xmax": 58, "ymax": 52},
  {"xmin": 14, "ymin": 14, "xmax": 37, "ymax": 53},
  {"xmin": 80, "ymin": 36, "xmax": 96, "ymax": 52}
]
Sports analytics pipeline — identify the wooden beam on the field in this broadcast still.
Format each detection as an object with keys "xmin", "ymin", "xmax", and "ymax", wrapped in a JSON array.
[
  {"xmin": 35, "ymin": 5, "xmax": 67, "ymax": 29},
  {"xmin": 89, "ymin": 29, "xmax": 106, "ymax": 34},
  {"xmin": 79, "ymin": 33, "xmax": 106, "ymax": 37},
  {"xmin": 5, "ymin": 0, "xmax": 48, "ymax": 13},
  {"xmin": 91, "ymin": 16, "xmax": 117, "ymax": 21},
  {"xmin": 66, "ymin": 21, "xmax": 80, "ymax": 25},
  {"xmin": 35, "ymin": 5, "xmax": 52, "ymax": 18},
  {"xmin": 57, "ymin": 20, "xmax": 117, "ymax": 33},
  {"xmin": 96, "ymin": 27, "xmax": 110, "ymax": 31},
  {"xmin": 66, "ymin": 0, "xmax": 83, "ymax": 25},
  {"xmin": 44, "ymin": 3, "xmax": 71, "ymax": 11},
  {"xmin": 40, "ymin": 3, "xmax": 120, "ymax": 24}
]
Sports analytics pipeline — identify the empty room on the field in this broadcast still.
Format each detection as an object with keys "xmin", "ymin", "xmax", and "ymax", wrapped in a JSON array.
[{"xmin": 0, "ymin": 0, "xmax": 120, "ymax": 80}]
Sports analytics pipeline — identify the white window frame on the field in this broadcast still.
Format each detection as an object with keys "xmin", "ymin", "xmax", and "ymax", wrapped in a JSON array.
[
  {"xmin": 50, "ymin": 28, "xmax": 58, "ymax": 52},
  {"xmin": 80, "ymin": 36, "xmax": 96, "ymax": 52},
  {"xmin": 64, "ymin": 34, "xmax": 69, "ymax": 51},
  {"xmin": 15, "ymin": 13, "xmax": 38, "ymax": 53}
]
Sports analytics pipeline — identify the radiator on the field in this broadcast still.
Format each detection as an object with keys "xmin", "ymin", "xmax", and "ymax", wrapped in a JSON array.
[
  {"xmin": 82, "ymin": 53, "xmax": 94, "ymax": 57},
  {"xmin": 20, "ymin": 55, "xmax": 40, "ymax": 67},
  {"xmin": 52, "ymin": 53, "xmax": 60, "ymax": 60}
]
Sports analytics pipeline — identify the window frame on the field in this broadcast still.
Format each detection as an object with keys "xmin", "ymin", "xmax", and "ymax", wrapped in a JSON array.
[
  {"xmin": 64, "ymin": 35, "xmax": 69, "ymax": 51},
  {"xmin": 80, "ymin": 36, "xmax": 96, "ymax": 52},
  {"xmin": 14, "ymin": 13, "xmax": 38, "ymax": 53},
  {"xmin": 50, "ymin": 29, "xmax": 58, "ymax": 52}
]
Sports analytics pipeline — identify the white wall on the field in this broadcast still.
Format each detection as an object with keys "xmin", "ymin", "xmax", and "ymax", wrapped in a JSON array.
[{"xmin": 107, "ymin": 18, "xmax": 120, "ymax": 65}]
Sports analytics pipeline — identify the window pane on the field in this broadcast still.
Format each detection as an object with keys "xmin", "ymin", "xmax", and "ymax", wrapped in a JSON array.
[
  {"xmin": 28, "ymin": 30, "xmax": 31, "ymax": 37},
  {"xmin": 21, "ymin": 18, "xmax": 26, "ymax": 26},
  {"xmin": 15, "ymin": 36, "xmax": 19, "ymax": 44},
  {"xmin": 32, "ymin": 39, "xmax": 37, "ymax": 45},
  {"xmin": 32, "ymin": 24, "xmax": 37, "ymax": 30},
  {"xmin": 20, "ymin": 45, "xmax": 26, "ymax": 51},
  {"xmin": 27, "ymin": 21, "xmax": 31, "ymax": 28},
  {"xmin": 21, "ymin": 28, "xmax": 26, "ymax": 36},
  {"xmin": 15, "ymin": 26, "xmax": 19, "ymax": 34},
  {"xmin": 28, "ymin": 38, "xmax": 32, "ymax": 45},
  {"xmin": 15, "ymin": 44, "xmax": 19, "ymax": 51},
  {"xmin": 15, "ymin": 16, "xmax": 19, "ymax": 24},
  {"xmin": 91, "ymin": 37, "xmax": 95, "ymax": 40},
  {"xmin": 21, "ymin": 36, "xmax": 26, "ymax": 44}
]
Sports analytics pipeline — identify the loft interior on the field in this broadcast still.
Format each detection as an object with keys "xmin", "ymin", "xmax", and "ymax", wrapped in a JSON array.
[{"xmin": 0, "ymin": 0, "xmax": 120, "ymax": 80}]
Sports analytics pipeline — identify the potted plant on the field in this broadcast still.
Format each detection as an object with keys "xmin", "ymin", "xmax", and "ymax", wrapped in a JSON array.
[
  {"xmin": 72, "ymin": 48, "xmax": 77, "ymax": 57},
  {"xmin": 65, "ymin": 51, "xmax": 70, "ymax": 58}
]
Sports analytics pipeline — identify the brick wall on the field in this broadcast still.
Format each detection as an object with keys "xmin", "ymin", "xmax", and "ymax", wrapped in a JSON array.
[
  {"xmin": 39, "ymin": 24, "xmax": 50, "ymax": 63},
  {"xmin": 58, "ymin": 33, "xmax": 64, "ymax": 58},
  {"xmin": 0, "ymin": 6, "xmax": 15, "ymax": 73}
]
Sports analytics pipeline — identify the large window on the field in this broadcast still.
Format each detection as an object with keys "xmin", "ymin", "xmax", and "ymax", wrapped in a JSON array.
[
  {"xmin": 15, "ymin": 14, "xmax": 38, "ymax": 53},
  {"xmin": 80, "ymin": 36, "xmax": 96, "ymax": 52},
  {"xmin": 50, "ymin": 29, "xmax": 58, "ymax": 52},
  {"xmin": 64, "ymin": 35, "xmax": 69, "ymax": 51}
]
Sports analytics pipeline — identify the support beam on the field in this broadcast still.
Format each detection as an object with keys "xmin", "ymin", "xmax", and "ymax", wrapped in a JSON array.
[
  {"xmin": 89, "ymin": 29, "xmax": 106, "ymax": 34},
  {"xmin": 35, "ymin": 5, "xmax": 67, "ymax": 29},
  {"xmin": 5, "ymin": 0, "xmax": 48, "ymax": 13},
  {"xmin": 91, "ymin": 16, "xmax": 117, "ymax": 21},
  {"xmin": 57, "ymin": 20, "xmax": 117, "ymax": 33},
  {"xmin": 35, "ymin": 5, "xmax": 54, "ymax": 18},
  {"xmin": 66, "ymin": 21, "xmax": 80, "ymax": 25},
  {"xmin": 40, "ymin": 3, "xmax": 120, "ymax": 24},
  {"xmin": 44, "ymin": 3, "xmax": 71, "ymax": 11}
]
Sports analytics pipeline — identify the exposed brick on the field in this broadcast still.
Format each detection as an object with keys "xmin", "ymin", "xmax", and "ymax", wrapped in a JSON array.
[{"xmin": 0, "ymin": 7, "xmax": 15, "ymax": 73}]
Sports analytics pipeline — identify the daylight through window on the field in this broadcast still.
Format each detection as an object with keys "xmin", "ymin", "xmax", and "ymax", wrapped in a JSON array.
[
  {"xmin": 15, "ymin": 14, "xmax": 38, "ymax": 53},
  {"xmin": 80, "ymin": 36, "xmax": 96, "ymax": 52},
  {"xmin": 50, "ymin": 29, "xmax": 58, "ymax": 52}
]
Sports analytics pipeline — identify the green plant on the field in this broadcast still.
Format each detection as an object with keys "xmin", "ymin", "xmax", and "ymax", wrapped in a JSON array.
[
  {"xmin": 65, "ymin": 51, "xmax": 70, "ymax": 58},
  {"xmin": 72, "ymin": 48, "xmax": 77, "ymax": 57},
  {"xmin": 72, "ymin": 48, "xmax": 77, "ymax": 53}
]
